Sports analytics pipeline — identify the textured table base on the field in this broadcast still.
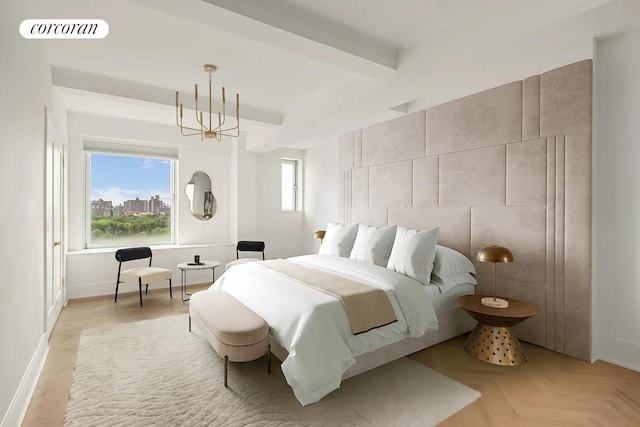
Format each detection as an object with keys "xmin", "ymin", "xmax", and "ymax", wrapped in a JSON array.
[{"xmin": 463, "ymin": 323, "xmax": 527, "ymax": 366}]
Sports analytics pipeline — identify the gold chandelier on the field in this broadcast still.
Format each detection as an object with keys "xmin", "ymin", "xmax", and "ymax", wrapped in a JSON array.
[{"xmin": 175, "ymin": 64, "xmax": 240, "ymax": 141}]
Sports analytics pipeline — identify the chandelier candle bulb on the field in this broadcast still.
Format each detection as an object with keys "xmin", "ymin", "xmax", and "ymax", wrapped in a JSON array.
[
  {"xmin": 222, "ymin": 90, "xmax": 227, "ymax": 118},
  {"xmin": 200, "ymin": 112, "xmax": 204, "ymax": 140}
]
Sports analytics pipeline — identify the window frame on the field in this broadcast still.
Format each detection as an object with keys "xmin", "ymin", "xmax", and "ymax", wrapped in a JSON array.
[
  {"xmin": 84, "ymin": 149, "xmax": 178, "ymax": 249},
  {"xmin": 281, "ymin": 158, "xmax": 302, "ymax": 212}
]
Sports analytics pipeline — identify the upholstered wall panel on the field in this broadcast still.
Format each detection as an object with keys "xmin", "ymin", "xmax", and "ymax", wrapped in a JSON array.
[
  {"xmin": 361, "ymin": 111, "xmax": 425, "ymax": 166},
  {"xmin": 506, "ymin": 138, "xmax": 547, "ymax": 207},
  {"xmin": 412, "ymin": 156, "xmax": 439, "ymax": 206},
  {"xmin": 339, "ymin": 132, "xmax": 355, "ymax": 171},
  {"xmin": 351, "ymin": 167, "xmax": 369, "ymax": 208},
  {"xmin": 337, "ymin": 170, "xmax": 346, "ymax": 223},
  {"xmin": 545, "ymin": 137, "xmax": 557, "ymax": 348},
  {"xmin": 440, "ymin": 146, "xmax": 506, "ymax": 207},
  {"xmin": 351, "ymin": 207, "xmax": 387, "ymax": 227},
  {"xmin": 540, "ymin": 60, "xmax": 592, "ymax": 137},
  {"xmin": 471, "ymin": 207, "xmax": 546, "ymax": 286},
  {"xmin": 522, "ymin": 75, "xmax": 541, "ymax": 140},
  {"xmin": 389, "ymin": 207, "xmax": 471, "ymax": 257},
  {"xmin": 426, "ymin": 81, "xmax": 522, "ymax": 155},
  {"xmin": 563, "ymin": 131, "xmax": 592, "ymax": 360},
  {"xmin": 337, "ymin": 60, "xmax": 592, "ymax": 361},
  {"xmin": 354, "ymin": 130, "xmax": 363, "ymax": 168},
  {"xmin": 369, "ymin": 160, "xmax": 412, "ymax": 208},
  {"xmin": 554, "ymin": 136, "xmax": 566, "ymax": 352}
]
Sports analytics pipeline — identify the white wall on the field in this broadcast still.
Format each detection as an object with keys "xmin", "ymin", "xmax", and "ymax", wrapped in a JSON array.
[
  {"xmin": 0, "ymin": 2, "xmax": 53, "ymax": 425},
  {"xmin": 178, "ymin": 147, "xmax": 231, "ymax": 245},
  {"xmin": 65, "ymin": 113, "xmax": 238, "ymax": 298},
  {"xmin": 593, "ymin": 27, "xmax": 640, "ymax": 370},
  {"xmin": 303, "ymin": 139, "xmax": 340, "ymax": 254},
  {"xmin": 235, "ymin": 135, "xmax": 257, "ymax": 240},
  {"xmin": 254, "ymin": 148, "xmax": 305, "ymax": 259}
]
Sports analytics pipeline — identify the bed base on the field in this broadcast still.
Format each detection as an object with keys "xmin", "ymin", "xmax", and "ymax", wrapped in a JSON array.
[{"xmin": 268, "ymin": 306, "xmax": 475, "ymax": 380}]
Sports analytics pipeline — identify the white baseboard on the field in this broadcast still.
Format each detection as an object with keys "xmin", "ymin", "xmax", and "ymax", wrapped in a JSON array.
[
  {"xmin": 593, "ymin": 333, "xmax": 640, "ymax": 372},
  {"xmin": 1, "ymin": 334, "xmax": 49, "ymax": 427},
  {"xmin": 67, "ymin": 276, "xmax": 213, "ymax": 300},
  {"xmin": 67, "ymin": 280, "xmax": 173, "ymax": 299}
]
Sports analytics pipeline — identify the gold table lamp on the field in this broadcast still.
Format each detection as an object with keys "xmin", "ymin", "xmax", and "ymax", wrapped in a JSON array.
[
  {"xmin": 477, "ymin": 245, "xmax": 513, "ymax": 309},
  {"xmin": 313, "ymin": 230, "xmax": 326, "ymax": 243}
]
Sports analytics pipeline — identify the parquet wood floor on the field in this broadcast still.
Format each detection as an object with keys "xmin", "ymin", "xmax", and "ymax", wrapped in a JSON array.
[
  {"xmin": 22, "ymin": 288, "xmax": 640, "ymax": 426},
  {"xmin": 411, "ymin": 339, "xmax": 640, "ymax": 426}
]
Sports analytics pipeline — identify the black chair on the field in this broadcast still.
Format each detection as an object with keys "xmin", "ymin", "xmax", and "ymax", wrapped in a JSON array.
[
  {"xmin": 236, "ymin": 241, "xmax": 265, "ymax": 260},
  {"xmin": 225, "ymin": 241, "xmax": 266, "ymax": 270},
  {"xmin": 115, "ymin": 247, "xmax": 173, "ymax": 306}
]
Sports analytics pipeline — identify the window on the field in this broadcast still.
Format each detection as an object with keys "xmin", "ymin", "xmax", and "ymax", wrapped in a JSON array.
[
  {"xmin": 281, "ymin": 158, "xmax": 301, "ymax": 211},
  {"xmin": 85, "ymin": 151, "xmax": 176, "ymax": 248}
]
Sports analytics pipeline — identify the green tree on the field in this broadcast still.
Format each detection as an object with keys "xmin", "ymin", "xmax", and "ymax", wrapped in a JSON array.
[{"xmin": 91, "ymin": 213, "xmax": 171, "ymax": 243}]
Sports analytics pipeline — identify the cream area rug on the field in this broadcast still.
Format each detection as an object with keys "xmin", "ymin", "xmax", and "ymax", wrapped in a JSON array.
[{"xmin": 65, "ymin": 314, "xmax": 480, "ymax": 426}]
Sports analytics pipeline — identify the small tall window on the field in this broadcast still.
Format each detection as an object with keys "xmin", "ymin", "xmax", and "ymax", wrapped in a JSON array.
[
  {"xmin": 86, "ymin": 151, "xmax": 176, "ymax": 248},
  {"xmin": 281, "ymin": 158, "xmax": 300, "ymax": 211}
]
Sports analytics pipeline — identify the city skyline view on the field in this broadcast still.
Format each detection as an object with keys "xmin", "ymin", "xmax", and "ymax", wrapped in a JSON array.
[{"xmin": 90, "ymin": 153, "xmax": 172, "ymax": 205}]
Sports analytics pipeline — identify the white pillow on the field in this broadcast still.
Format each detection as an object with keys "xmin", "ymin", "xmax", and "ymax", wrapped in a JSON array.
[
  {"xmin": 349, "ymin": 224, "xmax": 397, "ymax": 267},
  {"xmin": 431, "ymin": 245, "xmax": 476, "ymax": 292},
  {"xmin": 386, "ymin": 226, "xmax": 439, "ymax": 285},
  {"xmin": 431, "ymin": 271, "xmax": 477, "ymax": 293},
  {"xmin": 318, "ymin": 222, "xmax": 359, "ymax": 257}
]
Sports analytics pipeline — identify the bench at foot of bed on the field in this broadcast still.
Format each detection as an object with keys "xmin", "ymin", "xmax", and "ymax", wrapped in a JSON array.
[{"xmin": 189, "ymin": 290, "xmax": 271, "ymax": 387}]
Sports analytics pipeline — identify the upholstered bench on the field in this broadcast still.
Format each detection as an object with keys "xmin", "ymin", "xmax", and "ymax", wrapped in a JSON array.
[{"xmin": 189, "ymin": 290, "xmax": 270, "ymax": 387}]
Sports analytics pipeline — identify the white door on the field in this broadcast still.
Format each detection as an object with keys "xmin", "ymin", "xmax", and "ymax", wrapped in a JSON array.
[{"xmin": 45, "ymin": 109, "xmax": 64, "ymax": 335}]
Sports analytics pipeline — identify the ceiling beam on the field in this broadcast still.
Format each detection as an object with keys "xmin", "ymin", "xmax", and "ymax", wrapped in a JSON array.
[
  {"xmin": 52, "ymin": 67, "xmax": 283, "ymax": 126},
  {"xmin": 130, "ymin": 0, "xmax": 397, "ymax": 79}
]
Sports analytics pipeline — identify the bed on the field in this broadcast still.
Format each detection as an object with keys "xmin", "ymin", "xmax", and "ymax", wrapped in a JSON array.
[{"xmin": 209, "ymin": 252, "xmax": 475, "ymax": 406}]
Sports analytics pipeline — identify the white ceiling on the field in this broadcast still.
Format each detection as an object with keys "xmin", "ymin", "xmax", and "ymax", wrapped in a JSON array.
[
  {"xmin": 261, "ymin": 0, "xmax": 489, "ymax": 49},
  {"xmin": 35, "ymin": 0, "xmax": 640, "ymax": 151}
]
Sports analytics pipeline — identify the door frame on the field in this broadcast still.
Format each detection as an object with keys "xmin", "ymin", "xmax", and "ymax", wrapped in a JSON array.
[{"xmin": 44, "ymin": 107, "xmax": 65, "ymax": 337}]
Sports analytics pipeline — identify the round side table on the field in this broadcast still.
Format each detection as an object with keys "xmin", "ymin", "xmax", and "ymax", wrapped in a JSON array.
[
  {"xmin": 457, "ymin": 295, "xmax": 539, "ymax": 366},
  {"xmin": 177, "ymin": 261, "xmax": 220, "ymax": 302}
]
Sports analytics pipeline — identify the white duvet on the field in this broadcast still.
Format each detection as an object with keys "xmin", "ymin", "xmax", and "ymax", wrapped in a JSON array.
[{"xmin": 210, "ymin": 254, "xmax": 438, "ymax": 406}]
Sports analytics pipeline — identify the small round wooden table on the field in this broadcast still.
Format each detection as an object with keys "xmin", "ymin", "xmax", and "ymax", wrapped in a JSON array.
[{"xmin": 457, "ymin": 295, "xmax": 539, "ymax": 366}]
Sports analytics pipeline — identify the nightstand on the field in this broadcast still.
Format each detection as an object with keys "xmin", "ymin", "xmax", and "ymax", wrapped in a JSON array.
[{"xmin": 457, "ymin": 295, "xmax": 539, "ymax": 366}]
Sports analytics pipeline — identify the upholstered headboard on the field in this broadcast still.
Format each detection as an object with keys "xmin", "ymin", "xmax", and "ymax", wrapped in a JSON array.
[{"xmin": 337, "ymin": 60, "xmax": 592, "ymax": 361}]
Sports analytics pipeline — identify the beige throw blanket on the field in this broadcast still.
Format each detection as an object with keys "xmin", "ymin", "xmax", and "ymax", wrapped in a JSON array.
[{"xmin": 259, "ymin": 259, "xmax": 397, "ymax": 334}]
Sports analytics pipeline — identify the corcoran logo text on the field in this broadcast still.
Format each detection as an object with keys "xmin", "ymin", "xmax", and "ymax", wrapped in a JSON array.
[{"xmin": 20, "ymin": 19, "xmax": 109, "ymax": 39}]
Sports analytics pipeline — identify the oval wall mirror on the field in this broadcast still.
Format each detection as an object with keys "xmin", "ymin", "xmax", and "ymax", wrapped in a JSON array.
[{"xmin": 185, "ymin": 171, "xmax": 217, "ymax": 220}]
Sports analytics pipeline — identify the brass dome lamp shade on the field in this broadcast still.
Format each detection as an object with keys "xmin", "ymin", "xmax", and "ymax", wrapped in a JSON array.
[
  {"xmin": 477, "ymin": 245, "xmax": 513, "ymax": 308},
  {"xmin": 313, "ymin": 230, "xmax": 326, "ymax": 242}
]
